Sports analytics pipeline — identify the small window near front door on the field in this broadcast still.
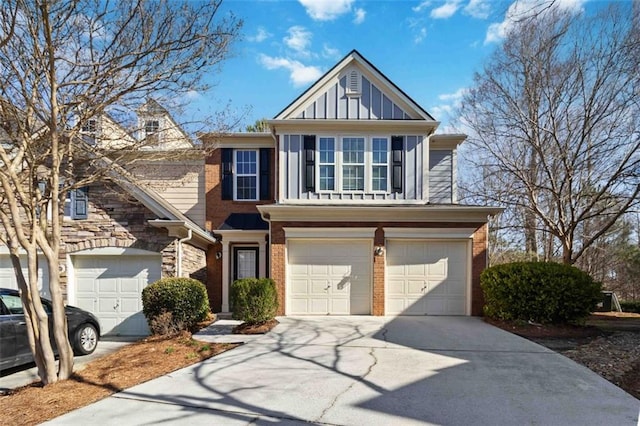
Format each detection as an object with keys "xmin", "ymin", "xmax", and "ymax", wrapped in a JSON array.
[{"xmin": 233, "ymin": 247, "xmax": 258, "ymax": 281}]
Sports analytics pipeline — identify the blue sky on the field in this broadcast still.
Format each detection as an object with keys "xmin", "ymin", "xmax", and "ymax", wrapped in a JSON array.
[{"xmin": 187, "ymin": 0, "xmax": 596, "ymax": 131}]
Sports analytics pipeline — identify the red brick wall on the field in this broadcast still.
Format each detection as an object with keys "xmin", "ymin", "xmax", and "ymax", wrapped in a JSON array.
[
  {"xmin": 269, "ymin": 221, "xmax": 488, "ymax": 316},
  {"xmin": 204, "ymin": 148, "xmax": 275, "ymax": 230},
  {"xmin": 204, "ymin": 148, "xmax": 276, "ymax": 311}
]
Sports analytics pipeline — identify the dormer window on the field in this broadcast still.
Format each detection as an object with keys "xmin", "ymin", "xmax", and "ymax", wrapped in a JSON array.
[
  {"xmin": 81, "ymin": 119, "xmax": 97, "ymax": 135},
  {"xmin": 145, "ymin": 119, "xmax": 160, "ymax": 134},
  {"xmin": 346, "ymin": 69, "xmax": 361, "ymax": 97}
]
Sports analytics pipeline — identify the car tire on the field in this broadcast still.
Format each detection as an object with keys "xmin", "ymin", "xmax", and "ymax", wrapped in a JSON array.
[{"xmin": 74, "ymin": 323, "xmax": 98, "ymax": 355}]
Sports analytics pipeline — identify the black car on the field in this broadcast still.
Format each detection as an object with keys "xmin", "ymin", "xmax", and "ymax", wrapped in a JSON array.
[{"xmin": 0, "ymin": 288, "xmax": 101, "ymax": 370}]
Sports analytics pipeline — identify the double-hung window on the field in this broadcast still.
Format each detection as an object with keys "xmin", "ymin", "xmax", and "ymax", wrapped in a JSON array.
[
  {"xmin": 235, "ymin": 150, "xmax": 258, "ymax": 200},
  {"xmin": 342, "ymin": 137, "xmax": 365, "ymax": 191},
  {"xmin": 319, "ymin": 137, "xmax": 335, "ymax": 191},
  {"xmin": 372, "ymin": 137, "xmax": 388, "ymax": 191}
]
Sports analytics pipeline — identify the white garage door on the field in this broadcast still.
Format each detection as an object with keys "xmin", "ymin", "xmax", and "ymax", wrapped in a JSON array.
[
  {"xmin": 73, "ymin": 254, "xmax": 161, "ymax": 336},
  {"xmin": 386, "ymin": 240, "xmax": 468, "ymax": 315},
  {"xmin": 288, "ymin": 240, "xmax": 371, "ymax": 315},
  {"xmin": 0, "ymin": 254, "xmax": 50, "ymax": 298}
]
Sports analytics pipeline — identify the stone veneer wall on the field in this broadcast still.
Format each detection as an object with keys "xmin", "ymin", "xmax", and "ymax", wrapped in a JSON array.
[
  {"xmin": 181, "ymin": 243, "xmax": 207, "ymax": 285},
  {"xmin": 60, "ymin": 182, "xmax": 176, "ymax": 296}
]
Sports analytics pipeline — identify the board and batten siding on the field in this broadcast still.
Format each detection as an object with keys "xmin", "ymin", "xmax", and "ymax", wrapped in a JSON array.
[
  {"xmin": 281, "ymin": 134, "xmax": 427, "ymax": 201},
  {"xmin": 296, "ymin": 76, "xmax": 411, "ymax": 120},
  {"xmin": 429, "ymin": 150, "xmax": 453, "ymax": 203}
]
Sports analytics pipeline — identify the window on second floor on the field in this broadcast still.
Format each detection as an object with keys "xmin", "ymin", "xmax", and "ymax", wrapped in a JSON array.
[
  {"xmin": 304, "ymin": 135, "xmax": 391, "ymax": 193},
  {"xmin": 145, "ymin": 119, "xmax": 160, "ymax": 134},
  {"xmin": 64, "ymin": 187, "xmax": 89, "ymax": 219},
  {"xmin": 81, "ymin": 119, "xmax": 97, "ymax": 135},
  {"xmin": 319, "ymin": 137, "xmax": 335, "ymax": 191},
  {"xmin": 342, "ymin": 137, "xmax": 365, "ymax": 191},
  {"xmin": 234, "ymin": 150, "xmax": 258, "ymax": 200}
]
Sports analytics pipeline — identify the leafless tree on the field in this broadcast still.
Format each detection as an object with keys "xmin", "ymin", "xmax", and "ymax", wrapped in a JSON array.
[
  {"xmin": 458, "ymin": 3, "xmax": 640, "ymax": 265},
  {"xmin": 0, "ymin": 0, "xmax": 241, "ymax": 384}
]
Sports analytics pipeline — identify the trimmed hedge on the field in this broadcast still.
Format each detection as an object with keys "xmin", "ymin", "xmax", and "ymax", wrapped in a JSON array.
[
  {"xmin": 230, "ymin": 278, "xmax": 278, "ymax": 325},
  {"xmin": 142, "ymin": 277, "xmax": 210, "ymax": 334},
  {"xmin": 620, "ymin": 301, "xmax": 640, "ymax": 314},
  {"xmin": 481, "ymin": 262, "xmax": 601, "ymax": 324}
]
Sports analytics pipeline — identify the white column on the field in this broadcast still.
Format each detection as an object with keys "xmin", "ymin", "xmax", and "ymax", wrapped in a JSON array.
[
  {"xmin": 221, "ymin": 240, "xmax": 230, "ymax": 313},
  {"xmin": 258, "ymin": 241, "xmax": 267, "ymax": 278}
]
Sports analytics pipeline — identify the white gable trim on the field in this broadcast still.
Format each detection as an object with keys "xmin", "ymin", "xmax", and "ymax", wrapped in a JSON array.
[{"xmin": 275, "ymin": 51, "xmax": 434, "ymax": 122}]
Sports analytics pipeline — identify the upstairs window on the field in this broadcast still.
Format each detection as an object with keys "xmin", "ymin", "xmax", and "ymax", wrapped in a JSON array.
[
  {"xmin": 81, "ymin": 119, "xmax": 97, "ymax": 135},
  {"xmin": 145, "ymin": 119, "xmax": 160, "ymax": 134},
  {"xmin": 235, "ymin": 150, "xmax": 258, "ymax": 200},
  {"xmin": 63, "ymin": 187, "xmax": 88, "ymax": 220},
  {"xmin": 342, "ymin": 137, "xmax": 365, "ymax": 191},
  {"xmin": 318, "ymin": 137, "xmax": 335, "ymax": 191},
  {"xmin": 372, "ymin": 138, "xmax": 388, "ymax": 191}
]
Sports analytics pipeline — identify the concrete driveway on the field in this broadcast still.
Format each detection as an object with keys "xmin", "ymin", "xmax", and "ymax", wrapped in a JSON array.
[{"xmin": 47, "ymin": 317, "xmax": 639, "ymax": 425}]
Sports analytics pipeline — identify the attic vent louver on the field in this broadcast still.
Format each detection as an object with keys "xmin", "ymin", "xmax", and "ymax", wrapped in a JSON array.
[{"xmin": 346, "ymin": 69, "xmax": 361, "ymax": 97}]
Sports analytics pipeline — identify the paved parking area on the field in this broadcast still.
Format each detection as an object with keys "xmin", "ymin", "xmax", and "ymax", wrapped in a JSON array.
[{"xmin": 46, "ymin": 317, "xmax": 640, "ymax": 425}]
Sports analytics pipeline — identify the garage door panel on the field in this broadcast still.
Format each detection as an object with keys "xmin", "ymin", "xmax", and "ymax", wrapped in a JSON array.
[
  {"xmin": 387, "ymin": 240, "xmax": 468, "ymax": 316},
  {"xmin": 287, "ymin": 240, "xmax": 371, "ymax": 315},
  {"xmin": 73, "ymin": 254, "xmax": 160, "ymax": 336}
]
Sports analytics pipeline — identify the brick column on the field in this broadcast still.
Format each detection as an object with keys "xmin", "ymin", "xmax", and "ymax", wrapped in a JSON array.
[
  {"xmin": 372, "ymin": 227, "xmax": 385, "ymax": 316},
  {"xmin": 270, "ymin": 223, "xmax": 286, "ymax": 316}
]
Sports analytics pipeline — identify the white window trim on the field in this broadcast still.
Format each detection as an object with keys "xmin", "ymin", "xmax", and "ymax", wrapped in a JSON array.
[
  {"xmin": 234, "ymin": 149, "xmax": 259, "ymax": 201},
  {"xmin": 370, "ymin": 136, "xmax": 390, "ymax": 193},
  {"xmin": 318, "ymin": 137, "xmax": 336, "ymax": 192},
  {"xmin": 341, "ymin": 136, "xmax": 366, "ymax": 192},
  {"xmin": 313, "ymin": 134, "xmax": 390, "ymax": 194}
]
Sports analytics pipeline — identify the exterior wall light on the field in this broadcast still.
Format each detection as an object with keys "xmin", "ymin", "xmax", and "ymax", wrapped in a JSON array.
[
  {"xmin": 215, "ymin": 251, "xmax": 223, "ymax": 260},
  {"xmin": 374, "ymin": 246, "xmax": 385, "ymax": 256}
]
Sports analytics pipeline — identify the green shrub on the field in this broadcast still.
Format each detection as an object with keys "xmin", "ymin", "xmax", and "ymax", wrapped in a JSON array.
[
  {"xmin": 142, "ymin": 277, "xmax": 210, "ymax": 335},
  {"xmin": 230, "ymin": 278, "xmax": 278, "ymax": 324},
  {"xmin": 620, "ymin": 301, "xmax": 640, "ymax": 314},
  {"xmin": 481, "ymin": 262, "xmax": 602, "ymax": 324}
]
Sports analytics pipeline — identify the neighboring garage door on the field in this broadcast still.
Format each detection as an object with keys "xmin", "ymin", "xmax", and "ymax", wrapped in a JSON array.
[
  {"xmin": 288, "ymin": 240, "xmax": 371, "ymax": 315},
  {"xmin": 73, "ymin": 253, "xmax": 161, "ymax": 336},
  {"xmin": 0, "ymin": 254, "xmax": 50, "ymax": 298},
  {"xmin": 386, "ymin": 240, "xmax": 468, "ymax": 315}
]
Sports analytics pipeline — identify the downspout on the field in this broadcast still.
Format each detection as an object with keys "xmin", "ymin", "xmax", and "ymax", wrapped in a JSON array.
[{"xmin": 176, "ymin": 229, "xmax": 193, "ymax": 277}]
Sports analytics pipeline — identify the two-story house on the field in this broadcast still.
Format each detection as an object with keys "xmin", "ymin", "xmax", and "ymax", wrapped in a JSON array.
[
  {"xmin": 204, "ymin": 50, "xmax": 501, "ymax": 317},
  {"xmin": 0, "ymin": 100, "xmax": 215, "ymax": 336}
]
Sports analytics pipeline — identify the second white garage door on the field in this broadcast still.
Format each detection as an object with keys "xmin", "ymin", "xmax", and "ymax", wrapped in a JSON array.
[
  {"xmin": 386, "ymin": 240, "xmax": 468, "ymax": 315},
  {"xmin": 288, "ymin": 240, "xmax": 371, "ymax": 315},
  {"xmin": 72, "ymin": 252, "xmax": 161, "ymax": 336}
]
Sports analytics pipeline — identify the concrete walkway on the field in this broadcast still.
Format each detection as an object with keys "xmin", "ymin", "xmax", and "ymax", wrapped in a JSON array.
[{"xmin": 47, "ymin": 317, "xmax": 639, "ymax": 425}]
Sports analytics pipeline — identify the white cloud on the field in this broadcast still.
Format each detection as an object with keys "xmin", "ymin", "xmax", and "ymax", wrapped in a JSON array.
[
  {"xmin": 438, "ymin": 87, "xmax": 467, "ymax": 102},
  {"xmin": 431, "ymin": 87, "xmax": 468, "ymax": 123},
  {"xmin": 353, "ymin": 7, "xmax": 366, "ymax": 24},
  {"xmin": 322, "ymin": 44, "xmax": 341, "ymax": 59},
  {"xmin": 430, "ymin": 0, "xmax": 462, "ymax": 19},
  {"xmin": 284, "ymin": 26, "xmax": 312, "ymax": 55},
  {"xmin": 463, "ymin": 0, "xmax": 491, "ymax": 19},
  {"xmin": 258, "ymin": 54, "xmax": 323, "ymax": 87},
  {"xmin": 484, "ymin": 0, "xmax": 585, "ymax": 44},
  {"xmin": 299, "ymin": 0, "xmax": 354, "ymax": 21},
  {"xmin": 247, "ymin": 27, "xmax": 271, "ymax": 43},
  {"xmin": 412, "ymin": 1, "xmax": 432, "ymax": 13},
  {"xmin": 414, "ymin": 27, "xmax": 427, "ymax": 44}
]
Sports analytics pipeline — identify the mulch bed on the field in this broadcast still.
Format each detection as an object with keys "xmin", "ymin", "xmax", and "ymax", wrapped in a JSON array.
[{"xmin": 232, "ymin": 319, "xmax": 279, "ymax": 334}]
